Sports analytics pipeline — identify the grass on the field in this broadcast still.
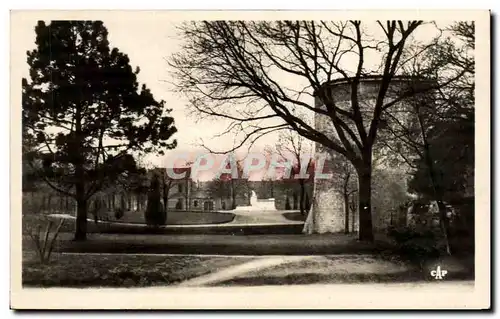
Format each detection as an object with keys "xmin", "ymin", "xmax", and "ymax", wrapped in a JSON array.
[
  {"xmin": 22, "ymin": 250, "xmax": 253, "ymax": 287},
  {"xmin": 282, "ymin": 212, "xmax": 306, "ymax": 222},
  {"xmin": 20, "ymin": 224, "xmax": 475, "ymax": 287},
  {"xmin": 44, "ymin": 232, "xmax": 393, "ymax": 255},
  {"xmin": 211, "ymin": 255, "xmax": 474, "ymax": 286},
  {"xmin": 113, "ymin": 210, "xmax": 235, "ymax": 225}
]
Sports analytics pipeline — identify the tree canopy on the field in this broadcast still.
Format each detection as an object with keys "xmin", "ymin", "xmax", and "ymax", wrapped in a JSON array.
[
  {"xmin": 22, "ymin": 20, "xmax": 177, "ymax": 240},
  {"xmin": 169, "ymin": 20, "xmax": 464, "ymax": 241}
]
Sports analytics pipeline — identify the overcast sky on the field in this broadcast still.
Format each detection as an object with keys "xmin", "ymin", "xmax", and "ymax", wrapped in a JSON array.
[
  {"xmin": 18, "ymin": 17, "xmax": 284, "ymax": 170},
  {"xmin": 17, "ymin": 16, "xmax": 449, "ymax": 176}
]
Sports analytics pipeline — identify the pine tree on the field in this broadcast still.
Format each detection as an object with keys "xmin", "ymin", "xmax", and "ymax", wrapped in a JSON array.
[
  {"xmin": 145, "ymin": 174, "xmax": 166, "ymax": 227},
  {"xmin": 22, "ymin": 21, "xmax": 177, "ymax": 240}
]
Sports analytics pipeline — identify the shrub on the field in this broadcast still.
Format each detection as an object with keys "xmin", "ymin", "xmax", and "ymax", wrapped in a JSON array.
[
  {"xmin": 285, "ymin": 197, "xmax": 291, "ymax": 210},
  {"xmin": 175, "ymin": 200, "xmax": 182, "ymax": 210},
  {"xmin": 114, "ymin": 208, "xmax": 124, "ymax": 220},
  {"xmin": 387, "ymin": 226, "xmax": 441, "ymax": 268},
  {"xmin": 144, "ymin": 175, "xmax": 166, "ymax": 227},
  {"xmin": 26, "ymin": 218, "xmax": 65, "ymax": 264}
]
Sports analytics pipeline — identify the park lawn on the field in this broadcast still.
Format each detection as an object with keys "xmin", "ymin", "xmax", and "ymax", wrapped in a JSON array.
[
  {"xmin": 49, "ymin": 232, "xmax": 395, "ymax": 255},
  {"xmin": 22, "ymin": 250, "xmax": 255, "ymax": 288},
  {"xmin": 114, "ymin": 210, "xmax": 235, "ymax": 225}
]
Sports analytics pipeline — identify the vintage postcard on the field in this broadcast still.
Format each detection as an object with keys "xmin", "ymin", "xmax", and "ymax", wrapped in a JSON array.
[{"xmin": 10, "ymin": 10, "xmax": 490, "ymax": 310}]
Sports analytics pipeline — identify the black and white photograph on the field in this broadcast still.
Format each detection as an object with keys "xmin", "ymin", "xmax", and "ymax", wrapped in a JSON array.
[{"xmin": 10, "ymin": 9, "xmax": 490, "ymax": 310}]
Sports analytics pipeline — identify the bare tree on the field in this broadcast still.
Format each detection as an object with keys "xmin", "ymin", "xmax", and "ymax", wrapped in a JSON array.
[
  {"xmin": 170, "ymin": 21, "xmax": 462, "ymax": 241},
  {"xmin": 269, "ymin": 129, "xmax": 313, "ymax": 215},
  {"xmin": 160, "ymin": 170, "xmax": 175, "ymax": 214},
  {"xmin": 207, "ymin": 158, "xmax": 249, "ymax": 209}
]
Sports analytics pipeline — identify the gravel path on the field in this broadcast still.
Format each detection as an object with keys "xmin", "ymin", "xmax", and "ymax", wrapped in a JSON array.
[
  {"xmin": 178, "ymin": 256, "xmax": 316, "ymax": 287},
  {"xmin": 177, "ymin": 255, "xmax": 419, "ymax": 287}
]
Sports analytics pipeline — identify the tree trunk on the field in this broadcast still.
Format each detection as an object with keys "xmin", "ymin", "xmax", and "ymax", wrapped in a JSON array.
[
  {"xmin": 91, "ymin": 199, "xmax": 99, "ymax": 225},
  {"xmin": 344, "ymin": 192, "xmax": 349, "ymax": 234},
  {"xmin": 142, "ymin": 195, "xmax": 147, "ymax": 211},
  {"xmin": 121, "ymin": 193, "xmax": 126, "ymax": 210},
  {"xmin": 75, "ymin": 197, "xmax": 87, "ymax": 240},
  {"xmin": 298, "ymin": 179, "xmax": 306, "ymax": 215},
  {"xmin": 357, "ymin": 163, "xmax": 374, "ymax": 242},
  {"xmin": 73, "ymin": 105, "xmax": 86, "ymax": 241},
  {"xmin": 231, "ymin": 179, "xmax": 236, "ymax": 209},
  {"xmin": 74, "ymin": 168, "xmax": 87, "ymax": 241},
  {"xmin": 185, "ymin": 181, "xmax": 190, "ymax": 211},
  {"xmin": 163, "ymin": 191, "xmax": 170, "ymax": 217},
  {"xmin": 162, "ymin": 181, "xmax": 167, "ymax": 213},
  {"xmin": 437, "ymin": 200, "xmax": 452, "ymax": 255},
  {"xmin": 47, "ymin": 195, "xmax": 53, "ymax": 211},
  {"xmin": 351, "ymin": 195, "xmax": 357, "ymax": 233},
  {"xmin": 416, "ymin": 107, "xmax": 452, "ymax": 255}
]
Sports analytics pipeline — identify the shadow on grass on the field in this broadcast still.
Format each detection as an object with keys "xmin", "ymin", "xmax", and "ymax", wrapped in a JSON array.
[
  {"xmin": 115, "ymin": 211, "xmax": 236, "ymax": 225},
  {"xmin": 282, "ymin": 212, "xmax": 306, "ymax": 222},
  {"xmin": 54, "ymin": 233, "xmax": 393, "ymax": 256},
  {"xmin": 87, "ymin": 223, "xmax": 305, "ymax": 235}
]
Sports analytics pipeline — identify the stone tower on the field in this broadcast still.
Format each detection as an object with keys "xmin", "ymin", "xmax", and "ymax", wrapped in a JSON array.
[{"xmin": 304, "ymin": 76, "xmax": 435, "ymax": 234}]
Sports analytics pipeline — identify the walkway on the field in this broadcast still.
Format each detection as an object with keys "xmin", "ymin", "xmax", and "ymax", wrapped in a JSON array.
[{"xmin": 178, "ymin": 256, "xmax": 318, "ymax": 286}]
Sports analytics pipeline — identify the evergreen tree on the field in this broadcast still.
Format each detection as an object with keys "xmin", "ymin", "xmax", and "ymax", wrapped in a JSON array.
[
  {"xmin": 145, "ymin": 174, "xmax": 166, "ymax": 226},
  {"xmin": 22, "ymin": 21, "xmax": 177, "ymax": 240}
]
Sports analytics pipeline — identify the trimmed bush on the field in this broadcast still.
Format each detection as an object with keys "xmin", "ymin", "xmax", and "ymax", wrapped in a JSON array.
[
  {"xmin": 285, "ymin": 196, "xmax": 291, "ymax": 210},
  {"xmin": 114, "ymin": 208, "xmax": 124, "ymax": 220},
  {"xmin": 144, "ymin": 175, "xmax": 166, "ymax": 227}
]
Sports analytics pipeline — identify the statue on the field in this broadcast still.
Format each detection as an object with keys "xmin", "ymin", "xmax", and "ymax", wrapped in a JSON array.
[
  {"xmin": 232, "ymin": 189, "xmax": 276, "ymax": 212},
  {"xmin": 250, "ymin": 190, "xmax": 258, "ymax": 206}
]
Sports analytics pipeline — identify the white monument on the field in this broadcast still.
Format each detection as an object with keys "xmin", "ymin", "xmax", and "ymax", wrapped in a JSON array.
[
  {"xmin": 232, "ymin": 189, "xmax": 276, "ymax": 212},
  {"xmin": 250, "ymin": 190, "xmax": 258, "ymax": 206}
]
